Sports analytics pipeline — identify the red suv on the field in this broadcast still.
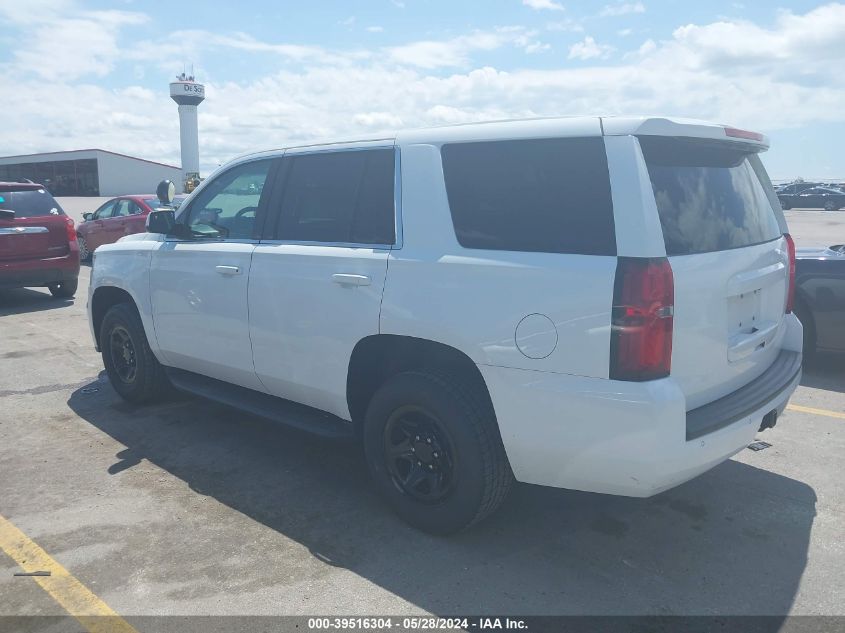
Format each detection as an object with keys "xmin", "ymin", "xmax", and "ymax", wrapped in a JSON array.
[{"xmin": 0, "ymin": 182, "xmax": 80, "ymax": 298}]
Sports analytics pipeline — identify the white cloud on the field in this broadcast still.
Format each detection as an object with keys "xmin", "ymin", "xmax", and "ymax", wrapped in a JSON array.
[
  {"xmin": 0, "ymin": 1, "xmax": 844, "ymax": 178},
  {"xmin": 366, "ymin": 26, "xmax": 384, "ymax": 33},
  {"xmin": 522, "ymin": 0, "xmax": 565, "ymax": 11},
  {"xmin": 387, "ymin": 27, "xmax": 543, "ymax": 68},
  {"xmin": 546, "ymin": 18, "xmax": 584, "ymax": 32},
  {"xmin": 568, "ymin": 36, "xmax": 614, "ymax": 59},
  {"xmin": 10, "ymin": 9, "xmax": 148, "ymax": 80},
  {"xmin": 599, "ymin": 2, "xmax": 646, "ymax": 17}
]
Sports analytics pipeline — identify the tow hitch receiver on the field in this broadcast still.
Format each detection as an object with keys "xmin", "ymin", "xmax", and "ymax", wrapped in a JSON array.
[{"xmin": 759, "ymin": 410, "xmax": 778, "ymax": 432}]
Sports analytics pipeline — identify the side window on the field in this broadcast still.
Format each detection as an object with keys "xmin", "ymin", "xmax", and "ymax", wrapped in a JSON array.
[
  {"xmin": 93, "ymin": 200, "xmax": 115, "ymax": 220},
  {"xmin": 113, "ymin": 199, "xmax": 131, "ymax": 217},
  {"xmin": 275, "ymin": 149, "xmax": 395, "ymax": 244},
  {"xmin": 128, "ymin": 200, "xmax": 142, "ymax": 215},
  {"xmin": 185, "ymin": 159, "xmax": 272, "ymax": 239},
  {"xmin": 441, "ymin": 137, "xmax": 616, "ymax": 255}
]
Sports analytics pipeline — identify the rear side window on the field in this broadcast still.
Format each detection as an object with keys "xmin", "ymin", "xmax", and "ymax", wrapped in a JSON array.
[
  {"xmin": 440, "ymin": 137, "xmax": 616, "ymax": 255},
  {"xmin": 0, "ymin": 189, "xmax": 65, "ymax": 218},
  {"xmin": 639, "ymin": 137, "xmax": 781, "ymax": 256},
  {"xmin": 275, "ymin": 149, "xmax": 395, "ymax": 245}
]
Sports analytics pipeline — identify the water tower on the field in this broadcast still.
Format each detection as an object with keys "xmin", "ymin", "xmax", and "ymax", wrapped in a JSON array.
[{"xmin": 169, "ymin": 72, "xmax": 205, "ymax": 191}]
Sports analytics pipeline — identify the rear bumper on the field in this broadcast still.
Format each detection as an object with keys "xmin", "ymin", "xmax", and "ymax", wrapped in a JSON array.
[
  {"xmin": 480, "ymin": 329, "xmax": 802, "ymax": 498},
  {"xmin": 0, "ymin": 252, "xmax": 80, "ymax": 289}
]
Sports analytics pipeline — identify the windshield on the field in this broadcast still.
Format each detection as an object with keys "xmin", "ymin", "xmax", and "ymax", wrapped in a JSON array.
[
  {"xmin": 639, "ymin": 137, "xmax": 782, "ymax": 256},
  {"xmin": 0, "ymin": 188, "xmax": 65, "ymax": 218}
]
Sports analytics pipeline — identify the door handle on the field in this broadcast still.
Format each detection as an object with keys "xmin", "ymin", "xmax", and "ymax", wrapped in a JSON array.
[
  {"xmin": 215, "ymin": 265, "xmax": 241, "ymax": 275},
  {"xmin": 332, "ymin": 273, "xmax": 371, "ymax": 287}
]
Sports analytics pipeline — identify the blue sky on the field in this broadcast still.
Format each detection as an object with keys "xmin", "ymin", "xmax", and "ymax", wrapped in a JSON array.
[{"xmin": 0, "ymin": 0, "xmax": 843, "ymax": 179}]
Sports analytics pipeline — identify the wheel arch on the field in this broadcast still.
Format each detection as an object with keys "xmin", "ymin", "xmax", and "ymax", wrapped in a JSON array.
[
  {"xmin": 347, "ymin": 334, "xmax": 495, "ymax": 428},
  {"xmin": 91, "ymin": 286, "xmax": 138, "ymax": 349}
]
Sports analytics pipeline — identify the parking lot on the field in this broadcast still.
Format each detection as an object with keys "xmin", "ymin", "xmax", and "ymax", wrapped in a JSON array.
[{"xmin": 0, "ymin": 207, "xmax": 843, "ymax": 626}]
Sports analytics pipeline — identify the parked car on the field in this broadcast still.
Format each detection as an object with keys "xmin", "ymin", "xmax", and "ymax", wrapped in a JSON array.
[
  {"xmin": 87, "ymin": 117, "xmax": 803, "ymax": 534},
  {"xmin": 778, "ymin": 186, "xmax": 845, "ymax": 211},
  {"xmin": 794, "ymin": 244, "xmax": 845, "ymax": 355},
  {"xmin": 0, "ymin": 182, "xmax": 80, "ymax": 298},
  {"xmin": 775, "ymin": 182, "xmax": 819, "ymax": 195},
  {"xmin": 76, "ymin": 194, "xmax": 186, "ymax": 261}
]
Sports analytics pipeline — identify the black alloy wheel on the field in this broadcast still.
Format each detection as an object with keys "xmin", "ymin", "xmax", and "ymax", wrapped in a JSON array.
[
  {"xmin": 383, "ymin": 405, "xmax": 456, "ymax": 504},
  {"xmin": 109, "ymin": 325, "xmax": 138, "ymax": 384}
]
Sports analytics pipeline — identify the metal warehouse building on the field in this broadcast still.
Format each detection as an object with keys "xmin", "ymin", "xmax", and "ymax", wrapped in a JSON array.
[{"xmin": 0, "ymin": 149, "xmax": 182, "ymax": 197}]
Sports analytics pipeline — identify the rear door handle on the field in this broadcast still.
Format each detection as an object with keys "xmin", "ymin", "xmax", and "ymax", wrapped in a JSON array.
[
  {"xmin": 332, "ymin": 273, "xmax": 371, "ymax": 287},
  {"xmin": 215, "ymin": 265, "xmax": 241, "ymax": 275}
]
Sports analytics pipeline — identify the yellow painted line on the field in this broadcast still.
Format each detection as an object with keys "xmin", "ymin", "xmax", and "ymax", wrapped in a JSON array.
[
  {"xmin": 787, "ymin": 404, "xmax": 845, "ymax": 420},
  {"xmin": 0, "ymin": 513, "xmax": 138, "ymax": 633}
]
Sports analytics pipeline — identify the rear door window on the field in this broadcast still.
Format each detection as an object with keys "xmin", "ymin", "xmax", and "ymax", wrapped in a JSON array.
[
  {"xmin": 639, "ymin": 137, "xmax": 781, "ymax": 256},
  {"xmin": 274, "ymin": 148, "xmax": 395, "ymax": 245},
  {"xmin": 440, "ymin": 137, "xmax": 616, "ymax": 255},
  {"xmin": 0, "ymin": 189, "xmax": 64, "ymax": 218}
]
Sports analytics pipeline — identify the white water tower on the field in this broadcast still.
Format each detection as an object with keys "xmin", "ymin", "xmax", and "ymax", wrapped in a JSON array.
[{"xmin": 169, "ymin": 72, "xmax": 205, "ymax": 189}]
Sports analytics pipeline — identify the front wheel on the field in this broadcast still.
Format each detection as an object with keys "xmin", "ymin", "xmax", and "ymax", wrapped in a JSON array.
[
  {"xmin": 824, "ymin": 201, "xmax": 839, "ymax": 211},
  {"xmin": 47, "ymin": 278, "xmax": 78, "ymax": 298},
  {"xmin": 363, "ymin": 369, "xmax": 513, "ymax": 534},
  {"xmin": 100, "ymin": 302, "xmax": 170, "ymax": 403}
]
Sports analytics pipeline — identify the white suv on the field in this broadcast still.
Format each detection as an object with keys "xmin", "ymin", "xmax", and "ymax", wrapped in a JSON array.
[{"xmin": 88, "ymin": 116, "xmax": 803, "ymax": 534}]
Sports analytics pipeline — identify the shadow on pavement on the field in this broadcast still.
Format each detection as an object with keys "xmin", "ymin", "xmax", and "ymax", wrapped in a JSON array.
[
  {"xmin": 67, "ymin": 378, "xmax": 816, "ymax": 616},
  {"xmin": 0, "ymin": 288, "xmax": 75, "ymax": 316}
]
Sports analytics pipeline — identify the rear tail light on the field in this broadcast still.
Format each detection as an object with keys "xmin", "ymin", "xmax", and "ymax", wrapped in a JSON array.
[
  {"xmin": 610, "ymin": 257, "xmax": 674, "ymax": 381},
  {"xmin": 64, "ymin": 216, "xmax": 76, "ymax": 243},
  {"xmin": 784, "ymin": 233, "xmax": 796, "ymax": 313}
]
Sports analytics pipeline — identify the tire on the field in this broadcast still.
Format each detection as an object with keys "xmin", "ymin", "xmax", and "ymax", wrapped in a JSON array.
[
  {"xmin": 363, "ymin": 369, "xmax": 513, "ymax": 534},
  {"xmin": 779, "ymin": 200, "xmax": 791, "ymax": 211},
  {"xmin": 47, "ymin": 278, "xmax": 78, "ymax": 299},
  {"xmin": 100, "ymin": 302, "xmax": 170, "ymax": 403},
  {"xmin": 824, "ymin": 201, "xmax": 838, "ymax": 211},
  {"xmin": 78, "ymin": 236, "xmax": 90, "ymax": 262},
  {"xmin": 794, "ymin": 301, "xmax": 816, "ymax": 360}
]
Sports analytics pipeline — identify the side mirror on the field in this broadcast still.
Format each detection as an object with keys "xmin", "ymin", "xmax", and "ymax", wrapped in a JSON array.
[
  {"xmin": 0, "ymin": 209, "xmax": 14, "ymax": 221},
  {"xmin": 146, "ymin": 209, "xmax": 192, "ymax": 239},
  {"xmin": 82, "ymin": 212, "xmax": 93, "ymax": 221},
  {"xmin": 146, "ymin": 209, "xmax": 176, "ymax": 234}
]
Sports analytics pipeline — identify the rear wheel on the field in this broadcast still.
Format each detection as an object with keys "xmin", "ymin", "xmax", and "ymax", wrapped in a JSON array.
[
  {"xmin": 78, "ymin": 236, "xmax": 90, "ymax": 261},
  {"xmin": 780, "ymin": 200, "xmax": 791, "ymax": 211},
  {"xmin": 363, "ymin": 369, "xmax": 513, "ymax": 534},
  {"xmin": 100, "ymin": 302, "xmax": 170, "ymax": 403},
  {"xmin": 47, "ymin": 278, "xmax": 78, "ymax": 299}
]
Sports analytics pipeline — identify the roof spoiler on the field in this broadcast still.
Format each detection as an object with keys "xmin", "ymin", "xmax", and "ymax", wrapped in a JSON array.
[{"xmin": 602, "ymin": 117, "xmax": 770, "ymax": 150}]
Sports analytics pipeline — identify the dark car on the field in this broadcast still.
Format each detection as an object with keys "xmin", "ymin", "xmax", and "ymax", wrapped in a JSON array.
[
  {"xmin": 779, "ymin": 186, "xmax": 845, "ymax": 211},
  {"xmin": 0, "ymin": 182, "xmax": 80, "ymax": 298},
  {"xmin": 76, "ymin": 194, "xmax": 186, "ymax": 261},
  {"xmin": 794, "ymin": 244, "xmax": 845, "ymax": 355},
  {"xmin": 776, "ymin": 182, "xmax": 820, "ymax": 195}
]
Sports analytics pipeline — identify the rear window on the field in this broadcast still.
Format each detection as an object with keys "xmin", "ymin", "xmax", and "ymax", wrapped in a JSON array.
[
  {"xmin": 0, "ymin": 189, "xmax": 65, "ymax": 218},
  {"xmin": 639, "ymin": 137, "xmax": 781, "ymax": 256},
  {"xmin": 440, "ymin": 137, "xmax": 616, "ymax": 255}
]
